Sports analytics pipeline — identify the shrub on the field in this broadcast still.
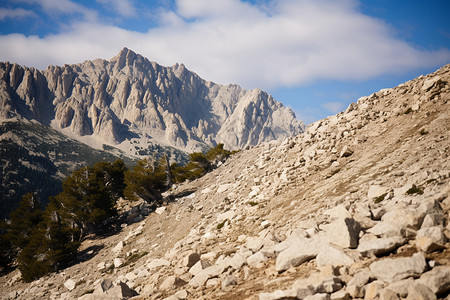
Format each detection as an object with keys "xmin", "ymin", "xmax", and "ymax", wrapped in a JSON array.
[
  {"xmin": 374, "ymin": 193, "xmax": 387, "ymax": 204},
  {"xmin": 406, "ymin": 184, "xmax": 424, "ymax": 195}
]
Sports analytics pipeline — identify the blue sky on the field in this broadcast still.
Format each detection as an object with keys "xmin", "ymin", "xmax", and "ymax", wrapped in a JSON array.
[{"xmin": 0, "ymin": 0, "xmax": 449, "ymax": 124}]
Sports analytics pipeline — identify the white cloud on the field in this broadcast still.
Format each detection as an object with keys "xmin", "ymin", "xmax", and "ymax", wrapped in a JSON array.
[
  {"xmin": 97, "ymin": 0, "xmax": 136, "ymax": 18},
  {"xmin": 15, "ymin": 0, "xmax": 97, "ymax": 20},
  {"xmin": 322, "ymin": 102, "xmax": 346, "ymax": 114},
  {"xmin": 0, "ymin": 8, "xmax": 36, "ymax": 20},
  {"xmin": 0, "ymin": 0, "xmax": 449, "ymax": 90}
]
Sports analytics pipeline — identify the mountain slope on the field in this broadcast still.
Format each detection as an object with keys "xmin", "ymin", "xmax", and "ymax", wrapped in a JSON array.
[
  {"xmin": 0, "ymin": 48, "xmax": 304, "ymax": 154},
  {"xmin": 1, "ymin": 64, "xmax": 448, "ymax": 299},
  {"xmin": 0, "ymin": 119, "xmax": 140, "ymax": 219}
]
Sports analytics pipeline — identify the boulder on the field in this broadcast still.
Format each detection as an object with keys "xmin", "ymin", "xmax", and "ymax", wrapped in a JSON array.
[
  {"xmin": 247, "ymin": 251, "xmax": 267, "ymax": 267},
  {"xmin": 405, "ymin": 283, "xmax": 436, "ymax": 300},
  {"xmin": 304, "ymin": 294, "xmax": 331, "ymax": 300},
  {"xmin": 275, "ymin": 238, "xmax": 322, "ymax": 272},
  {"xmin": 415, "ymin": 226, "xmax": 446, "ymax": 253},
  {"xmin": 384, "ymin": 278, "xmax": 414, "ymax": 297},
  {"xmin": 113, "ymin": 258, "xmax": 124, "ymax": 268},
  {"xmin": 259, "ymin": 289, "xmax": 297, "ymax": 300},
  {"xmin": 316, "ymin": 245, "xmax": 355, "ymax": 267},
  {"xmin": 183, "ymin": 252, "xmax": 200, "ymax": 268},
  {"xmin": 364, "ymin": 281, "xmax": 384, "ymax": 300},
  {"xmin": 330, "ymin": 290, "xmax": 350, "ymax": 300},
  {"xmin": 322, "ymin": 217, "xmax": 360, "ymax": 248},
  {"xmin": 221, "ymin": 275, "xmax": 238, "ymax": 290},
  {"xmin": 246, "ymin": 236, "xmax": 264, "ymax": 253},
  {"xmin": 147, "ymin": 258, "xmax": 170, "ymax": 270},
  {"xmin": 189, "ymin": 260, "xmax": 211, "ymax": 276},
  {"xmin": 367, "ymin": 222, "xmax": 402, "ymax": 237},
  {"xmin": 416, "ymin": 266, "xmax": 450, "ymax": 296},
  {"xmin": 155, "ymin": 206, "xmax": 166, "ymax": 215},
  {"xmin": 188, "ymin": 264, "xmax": 225, "ymax": 288},
  {"xmin": 379, "ymin": 288, "xmax": 400, "ymax": 300},
  {"xmin": 367, "ymin": 185, "xmax": 390, "ymax": 199},
  {"xmin": 369, "ymin": 252, "xmax": 427, "ymax": 283},
  {"xmin": 357, "ymin": 236, "xmax": 405, "ymax": 256},
  {"xmin": 159, "ymin": 276, "xmax": 187, "ymax": 291},
  {"xmin": 64, "ymin": 279, "xmax": 77, "ymax": 291},
  {"xmin": 112, "ymin": 241, "xmax": 124, "ymax": 253},
  {"xmin": 105, "ymin": 282, "xmax": 137, "ymax": 298}
]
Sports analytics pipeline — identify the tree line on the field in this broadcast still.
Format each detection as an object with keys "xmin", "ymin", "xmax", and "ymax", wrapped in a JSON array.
[{"xmin": 0, "ymin": 144, "xmax": 234, "ymax": 281}]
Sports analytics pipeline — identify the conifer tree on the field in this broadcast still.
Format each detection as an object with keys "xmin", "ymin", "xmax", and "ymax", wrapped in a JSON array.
[
  {"xmin": 8, "ymin": 193, "xmax": 43, "ymax": 252},
  {"xmin": 124, "ymin": 158, "xmax": 166, "ymax": 203}
]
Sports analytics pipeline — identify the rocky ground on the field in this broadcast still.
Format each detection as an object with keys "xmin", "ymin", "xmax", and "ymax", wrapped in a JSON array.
[{"xmin": 1, "ymin": 64, "xmax": 450, "ymax": 300}]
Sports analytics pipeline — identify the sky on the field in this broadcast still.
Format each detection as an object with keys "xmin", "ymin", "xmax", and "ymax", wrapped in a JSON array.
[{"xmin": 0, "ymin": 0, "xmax": 449, "ymax": 124}]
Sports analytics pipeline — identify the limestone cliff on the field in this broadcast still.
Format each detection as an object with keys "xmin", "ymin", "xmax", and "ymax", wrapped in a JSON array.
[{"xmin": 0, "ymin": 48, "xmax": 304, "ymax": 154}]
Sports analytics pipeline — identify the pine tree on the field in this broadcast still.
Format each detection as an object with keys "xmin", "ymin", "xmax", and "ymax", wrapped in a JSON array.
[
  {"xmin": 54, "ymin": 160, "xmax": 126, "ymax": 239},
  {"xmin": 8, "ymin": 193, "xmax": 43, "ymax": 252},
  {"xmin": 17, "ymin": 198, "xmax": 80, "ymax": 282},
  {"xmin": 124, "ymin": 158, "xmax": 166, "ymax": 203}
]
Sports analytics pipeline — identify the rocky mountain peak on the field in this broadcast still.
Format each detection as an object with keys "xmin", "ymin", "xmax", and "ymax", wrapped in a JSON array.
[
  {"xmin": 1, "ymin": 64, "xmax": 449, "ymax": 300},
  {"xmin": 0, "ymin": 49, "xmax": 304, "ymax": 155}
]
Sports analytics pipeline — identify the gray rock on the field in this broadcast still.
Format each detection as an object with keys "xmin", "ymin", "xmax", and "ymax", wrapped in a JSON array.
[
  {"xmin": 384, "ymin": 277, "xmax": 414, "ymax": 297},
  {"xmin": 64, "ymin": 279, "xmax": 77, "ymax": 291},
  {"xmin": 221, "ymin": 275, "xmax": 238, "ymax": 290},
  {"xmin": 275, "ymin": 238, "xmax": 322, "ymax": 272},
  {"xmin": 330, "ymin": 290, "xmax": 350, "ymax": 300},
  {"xmin": 416, "ymin": 266, "xmax": 450, "ymax": 295},
  {"xmin": 367, "ymin": 185, "xmax": 390, "ymax": 200},
  {"xmin": 379, "ymin": 288, "xmax": 400, "ymax": 300},
  {"xmin": 159, "ymin": 276, "xmax": 187, "ymax": 291},
  {"xmin": 369, "ymin": 252, "xmax": 427, "ymax": 283},
  {"xmin": 415, "ymin": 226, "xmax": 446, "ymax": 253},
  {"xmin": 246, "ymin": 236, "xmax": 264, "ymax": 253},
  {"xmin": 189, "ymin": 260, "xmax": 211, "ymax": 276},
  {"xmin": 188, "ymin": 264, "xmax": 225, "ymax": 288},
  {"xmin": 316, "ymin": 245, "xmax": 355, "ymax": 267},
  {"xmin": 357, "ymin": 236, "xmax": 405, "ymax": 256},
  {"xmin": 113, "ymin": 258, "xmax": 124, "ymax": 268},
  {"xmin": 405, "ymin": 283, "xmax": 436, "ymax": 300},
  {"xmin": 322, "ymin": 217, "xmax": 360, "ymax": 249},
  {"xmin": 183, "ymin": 252, "xmax": 200, "ymax": 268},
  {"xmin": 147, "ymin": 258, "xmax": 170, "ymax": 270},
  {"xmin": 247, "ymin": 251, "xmax": 267, "ymax": 267},
  {"xmin": 304, "ymin": 293, "xmax": 331, "ymax": 300},
  {"xmin": 259, "ymin": 289, "xmax": 297, "ymax": 300}
]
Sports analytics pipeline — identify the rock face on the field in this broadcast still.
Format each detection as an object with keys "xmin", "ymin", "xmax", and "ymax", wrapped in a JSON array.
[
  {"xmin": 1, "ymin": 65, "xmax": 450, "ymax": 300},
  {"xmin": 0, "ymin": 48, "xmax": 304, "ymax": 154}
]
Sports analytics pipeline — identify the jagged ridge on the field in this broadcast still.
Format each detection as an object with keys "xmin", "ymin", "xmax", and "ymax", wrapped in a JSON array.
[
  {"xmin": 1, "ymin": 64, "xmax": 448, "ymax": 299},
  {"xmin": 0, "ymin": 48, "xmax": 304, "ymax": 154}
]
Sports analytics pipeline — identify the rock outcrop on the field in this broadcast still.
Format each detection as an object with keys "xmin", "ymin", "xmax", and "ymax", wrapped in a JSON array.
[
  {"xmin": 1, "ymin": 65, "xmax": 449, "ymax": 299},
  {"xmin": 0, "ymin": 48, "xmax": 304, "ymax": 154}
]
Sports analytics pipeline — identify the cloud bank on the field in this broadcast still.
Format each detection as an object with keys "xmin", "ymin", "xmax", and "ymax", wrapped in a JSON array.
[{"xmin": 1, "ymin": 0, "xmax": 449, "ymax": 89}]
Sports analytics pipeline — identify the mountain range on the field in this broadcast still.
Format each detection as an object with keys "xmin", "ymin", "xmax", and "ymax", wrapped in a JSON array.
[
  {"xmin": 0, "ymin": 47, "xmax": 304, "ymax": 154},
  {"xmin": 1, "ymin": 63, "xmax": 449, "ymax": 299},
  {"xmin": 0, "ymin": 48, "xmax": 304, "ymax": 218}
]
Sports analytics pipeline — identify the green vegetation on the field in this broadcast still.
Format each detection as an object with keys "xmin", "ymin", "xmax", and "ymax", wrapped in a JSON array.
[
  {"xmin": 374, "ymin": 193, "xmax": 388, "ymax": 204},
  {"xmin": 0, "ymin": 143, "xmax": 236, "ymax": 280},
  {"xmin": 406, "ymin": 184, "xmax": 424, "ymax": 195},
  {"xmin": 217, "ymin": 219, "xmax": 228, "ymax": 230}
]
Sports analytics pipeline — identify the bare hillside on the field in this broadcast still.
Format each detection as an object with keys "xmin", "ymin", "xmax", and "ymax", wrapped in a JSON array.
[{"xmin": 1, "ymin": 64, "xmax": 449, "ymax": 300}]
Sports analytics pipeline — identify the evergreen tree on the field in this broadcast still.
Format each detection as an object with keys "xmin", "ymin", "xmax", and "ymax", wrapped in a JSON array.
[
  {"xmin": 0, "ymin": 220, "xmax": 13, "ymax": 272},
  {"xmin": 124, "ymin": 158, "xmax": 166, "ymax": 203},
  {"xmin": 52, "ymin": 159, "xmax": 126, "ymax": 239},
  {"xmin": 17, "ymin": 204, "xmax": 79, "ymax": 282},
  {"xmin": 8, "ymin": 193, "xmax": 43, "ymax": 252}
]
